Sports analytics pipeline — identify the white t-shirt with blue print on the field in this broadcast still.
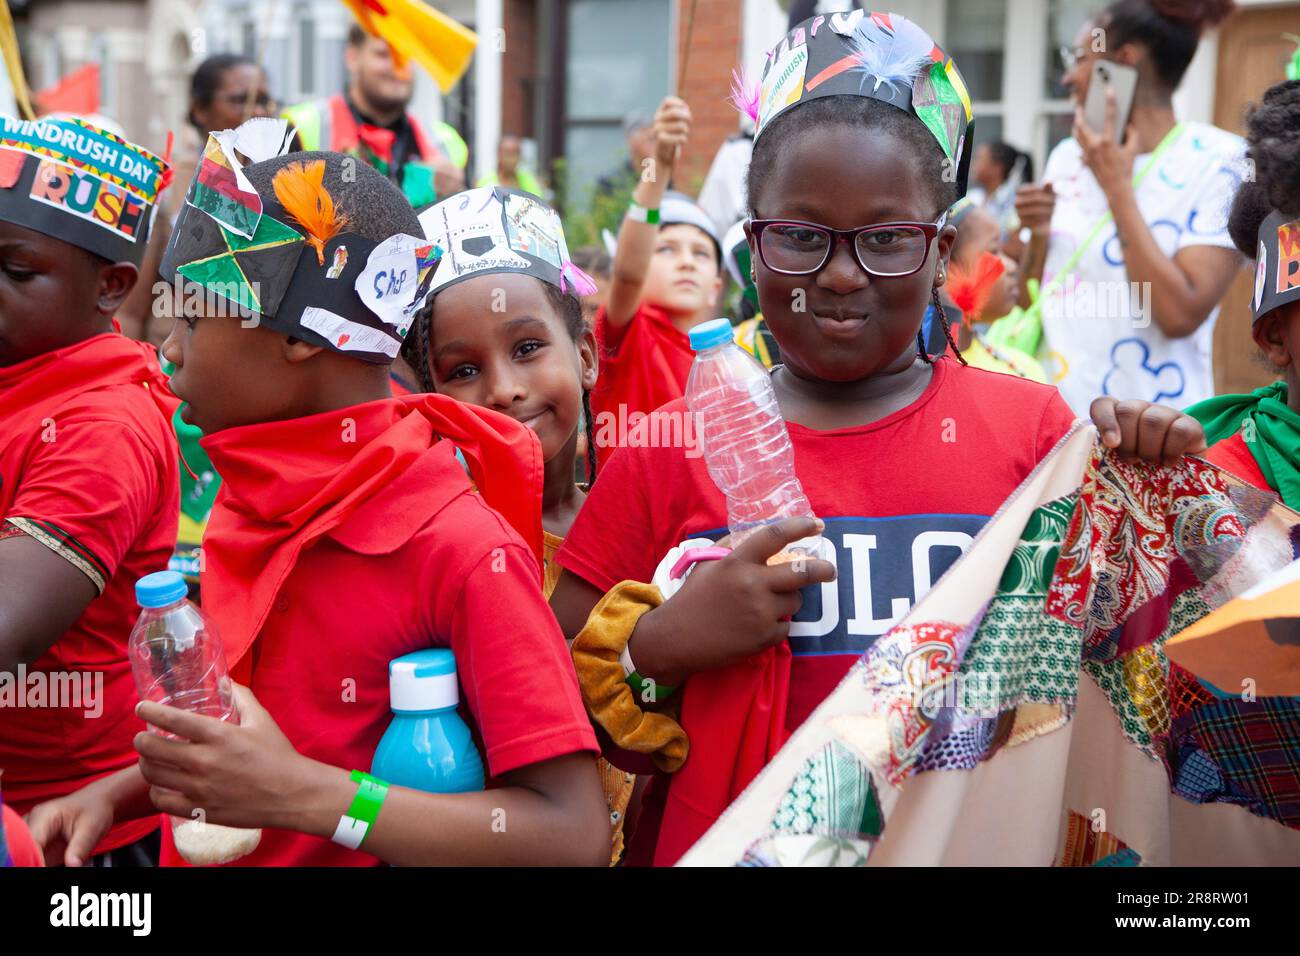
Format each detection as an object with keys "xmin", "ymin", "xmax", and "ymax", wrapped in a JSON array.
[{"xmin": 1038, "ymin": 121, "xmax": 1245, "ymax": 415}]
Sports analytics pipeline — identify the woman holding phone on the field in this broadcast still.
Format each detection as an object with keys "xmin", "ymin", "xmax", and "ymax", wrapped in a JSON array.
[{"xmin": 1016, "ymin": 0, "xmax": 1243, "ymax": 414}]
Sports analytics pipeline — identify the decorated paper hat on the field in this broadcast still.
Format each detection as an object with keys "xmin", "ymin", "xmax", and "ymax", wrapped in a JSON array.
[
  {"xmin": 0, "ymin": 114, "xmax": 169, "ymax": 265},
  {"xmin": 1250, "ymin": 209, "xmax": 1300, "ymax": 324},
  {"xmin": 161, "ymin": 118, "xmax": 438, "ymax": 364},
  {"xmin": 416, "ymin": 185, "xmax": 596, "ymax": 298},
  {"xmin": 732, "ymin": 10, "xmax": 974, "ymax": 197}
]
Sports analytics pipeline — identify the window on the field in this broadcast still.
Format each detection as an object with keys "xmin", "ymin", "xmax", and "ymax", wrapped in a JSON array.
[
  {"xmin": 90, "ymin": 36, "xmax": 112, "ymax": 116},
  {"xmin": 1040, "ymin": 0, "xmax": 1096, "ymax": 159},
  {"xmin": 1044, "ymin": 0, "xmax": 1094, "ymax": 99},
  {"xmin": 298, "ymin": 14, "xmax": 316, "ymax": 97},
  {"xmin": 42, "ymin": 36, "xmax": 61, "ymax": 90},
  {"xmin": 945, "ymin": 0, "xmax": 1006, "ymax": 104},
  {"xmin": 320, "ymin": 37, "xmax": 345, "ymax": 95},
  {"xmin": 563, "ymin": 0, "xmax": 671, "ymax": 203}
]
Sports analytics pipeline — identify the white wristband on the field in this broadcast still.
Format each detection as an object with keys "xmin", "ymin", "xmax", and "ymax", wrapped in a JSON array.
[
  {"xmin": 331, "ymin": 815, "xmax": 369, "ymax": 850},
  {"xmin": 619, "ymin": 641, "xmax": 636, "ymax": 678}
]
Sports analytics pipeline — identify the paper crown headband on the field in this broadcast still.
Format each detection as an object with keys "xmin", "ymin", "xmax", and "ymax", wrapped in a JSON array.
[
  {"xmin": 416, "ymin": 185, "xmax": 595, "ymax": 298},
  {"xmin": 161, "ymin": 118, "xmax": 437, "ymax": 364},
  {"xmin": 732, "ymin": 10, "xmax": 974, "ymax": 197},
  {"xmin": 0, "ymin": 114, "xmax": 169, "ymax": 265},
  {"xmin": 1251, "ymin": 209, "xmax": 1300, "ymax": 324}
]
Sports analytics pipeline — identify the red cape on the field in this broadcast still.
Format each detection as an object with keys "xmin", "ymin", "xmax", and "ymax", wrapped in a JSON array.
[{"xmin": 200, "ymin": 393, "xmax": 544, "ymax": 674}]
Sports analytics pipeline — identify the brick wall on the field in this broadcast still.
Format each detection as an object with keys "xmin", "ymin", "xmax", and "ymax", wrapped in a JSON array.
[{"xmin": 674, "ymin": 0, "xmax": 743, "ymax": 197}]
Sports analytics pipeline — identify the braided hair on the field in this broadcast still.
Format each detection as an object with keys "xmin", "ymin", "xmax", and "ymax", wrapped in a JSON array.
[
  {"xmin": 918, "ymin": 287, "xmax": 968, "ymax": 366},
  {"xmin": 403, "ymin": 277, "xmax": 598, "ymax": 487}
]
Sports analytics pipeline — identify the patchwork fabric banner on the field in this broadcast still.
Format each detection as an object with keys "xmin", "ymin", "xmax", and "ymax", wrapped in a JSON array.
[{"xmin": 681, "ymin": 424, "xmax": 1300, "ymax": 866}]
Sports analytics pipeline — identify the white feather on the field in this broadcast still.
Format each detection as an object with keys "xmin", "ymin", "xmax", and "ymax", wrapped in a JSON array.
[{"xmin": 848, "ymin": 14, "xmax": 934, "ymax": 96}]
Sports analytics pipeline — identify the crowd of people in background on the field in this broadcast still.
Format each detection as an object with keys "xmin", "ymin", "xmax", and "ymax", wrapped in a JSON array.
[{"xmin": 3, "ymin": 0, "xmax": 1300, "ymax": 872}]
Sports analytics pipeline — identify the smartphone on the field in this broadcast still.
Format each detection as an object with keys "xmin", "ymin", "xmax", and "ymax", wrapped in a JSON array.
[{"xmin": 1083, "ymin": 60, "xmax": 1137, "ymax": 143}]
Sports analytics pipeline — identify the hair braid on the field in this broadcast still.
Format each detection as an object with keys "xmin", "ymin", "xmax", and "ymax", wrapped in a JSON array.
[
  {"xmin": 582, "ymin": 389, "xmax": 597, "ymax": 488},
  {"xmin": 411, "ymin": 302, "xmax": 437, "ymax": 394},
  {"xmin": 916, "ymin": 328, "xmax": 934, "ymax": 365},
  {"xmin": 930, "ymin": 287, "xmax": 968, "ymax": 366}
]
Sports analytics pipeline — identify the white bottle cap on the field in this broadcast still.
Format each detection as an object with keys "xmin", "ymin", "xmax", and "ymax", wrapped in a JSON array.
[{"xmin": 388, "ymin": 649, "xmax": 459, "ymax": 712}]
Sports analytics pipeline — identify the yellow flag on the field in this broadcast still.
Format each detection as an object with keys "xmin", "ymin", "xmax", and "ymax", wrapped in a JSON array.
[
  {"xmin": 342, "ymin": 0, "xmax": 478, "ymax": 94},
  {"xmin": 0, "ymin": 0, "xmax": 36, "ymax": 119}
]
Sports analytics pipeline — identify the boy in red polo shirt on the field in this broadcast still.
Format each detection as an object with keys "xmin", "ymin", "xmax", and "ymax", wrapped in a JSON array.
[
  {"xmin": 0, "ymin": 115, "xmax": 178, "ymax": 865},
  {"xmin": 592, "ymin": 95, "xmax": 723, "ymax": 467},
  {"xmin": 28, "ymin": 123, "xmax": 607, "ymax": 867}
]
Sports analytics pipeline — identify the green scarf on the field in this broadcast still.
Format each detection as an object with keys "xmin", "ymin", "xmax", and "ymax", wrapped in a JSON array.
[
  {"xmin": 1185, "ymin": 380, "xmax": 1300, "ymax": 510},
  {"xmin": 160, "ymin": 357, "xmax": 221, "ymax": 523}
]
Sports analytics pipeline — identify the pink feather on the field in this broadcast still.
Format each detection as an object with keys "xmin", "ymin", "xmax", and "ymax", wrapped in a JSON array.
[
  {"xmin": 560, "ymin": 260, "xmax": 598, "ymax": 297},
  {"xmin": 728, "ymin": 68, "xmax": 761, "ymax": 123}
]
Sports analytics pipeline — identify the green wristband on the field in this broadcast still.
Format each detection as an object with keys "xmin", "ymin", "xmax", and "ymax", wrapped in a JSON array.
[
  {"xmin": 332, "ymin": 770, "xmax": 389, "ymax": 850},
  {"xmin": 625, "ymin": 670, "xmax": 678, "ymax": 704},
  {"xmin": 627, "ymin": 202, "xmax": 661, "ymax": 225}
]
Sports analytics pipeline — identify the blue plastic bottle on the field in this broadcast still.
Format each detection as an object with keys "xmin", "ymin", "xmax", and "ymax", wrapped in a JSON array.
[{"xmin": 371, "ymin": 649, "xmax": 485, "ymax": 794}]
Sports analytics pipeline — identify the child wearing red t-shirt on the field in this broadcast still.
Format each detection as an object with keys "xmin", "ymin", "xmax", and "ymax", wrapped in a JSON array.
[
  {"xmin": 0, "ymin": 116, "xmax": 178, "ymax": 865},
  {"xmin": 1187, "ymin": 79, "xmax": 1300, "ymax": 504},
  {"xmin": 27, "ymin": 129, "xmax": 608, "ymax": 867},
  {"xmin": 592, "ymin": 95, "xmax": 723, "ymax": 467},
  {"xmin": 407, "ymin": 186, "xmax": 640, "ymax": 862},
  {"xmin": 550, "ymin": 12, "xmax": 1211, "ymax": 865}
]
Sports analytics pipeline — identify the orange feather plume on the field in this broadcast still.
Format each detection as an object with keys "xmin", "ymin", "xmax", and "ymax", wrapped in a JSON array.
[
  {"xmin": 945, "ymin": 251, "xmax": 1006, "ymax": 327},
  {"xmin": 271, "ymin": 160, "xmax": 348, "ymax": 265}
]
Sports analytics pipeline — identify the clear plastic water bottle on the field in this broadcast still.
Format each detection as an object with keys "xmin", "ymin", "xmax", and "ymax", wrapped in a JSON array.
[
  {"xmin": 128, "ymin": 570, "xmax": 260, "ymax": 865},
  {"xmin": 686, "ymin": 318, "xmax": 822, "ymax": 555},
  {"xmin": 128, "ymin": 571, "xmax": 235, "ymax": 725},
  {"xmin": 372, "ymin": 649, "xmax": 485, "ymax": 795}
]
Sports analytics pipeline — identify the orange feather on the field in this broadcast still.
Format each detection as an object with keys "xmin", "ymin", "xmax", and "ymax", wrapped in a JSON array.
[{"xmin": 271, "ymin": 160, "xmax": 348, "ymax": 265}]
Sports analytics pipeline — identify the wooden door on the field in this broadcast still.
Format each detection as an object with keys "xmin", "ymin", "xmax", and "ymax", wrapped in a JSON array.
[{"xmin": 1211, "ymin": 4, "xmax": 1300, "ymax": 395}]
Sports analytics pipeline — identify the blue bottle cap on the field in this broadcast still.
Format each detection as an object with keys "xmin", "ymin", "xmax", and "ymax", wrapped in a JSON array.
[
  {"xmin": 688, "ymin": 318, "xmax": 734, "ymax": 351},
  {"xmin": 135, "ymin": 570, "xmax": 188, "ymax": 608}
]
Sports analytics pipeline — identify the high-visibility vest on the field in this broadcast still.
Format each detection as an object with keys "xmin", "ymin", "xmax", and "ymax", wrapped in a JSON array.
[{"xmin": 282, "ymin": 95, "xmax": 468, "ymax": 205}]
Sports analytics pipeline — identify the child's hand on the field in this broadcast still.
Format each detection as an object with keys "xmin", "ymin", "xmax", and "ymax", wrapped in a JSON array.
[
  {"xmin": 633, "ymin": 517, "xmax": 836, "ymax": 684},
  {"xmin": 134, "ymin": 684, "xmax": 314, "ymax": 832},
  {"xmin": 1090, "ymin": 397, "xmax": 1208, "ymax": 466},
  {"xmin": 652, "ymin": 96, "xmax": 692, "ymax": 173},
  {"xmin": 25, "ymin": 789, "xmax": 114, "ymax": 867}
]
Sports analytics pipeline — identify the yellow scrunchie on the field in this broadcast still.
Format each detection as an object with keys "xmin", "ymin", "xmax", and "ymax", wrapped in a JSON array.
[{"xmin": 571, "ymin": 580, "xmax": 689, "ymax": 773}]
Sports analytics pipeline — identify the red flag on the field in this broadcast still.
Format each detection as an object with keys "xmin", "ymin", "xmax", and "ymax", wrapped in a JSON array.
[{"xmin": 35, "ymin": 63, "xmax": 100, "ymax": 116}]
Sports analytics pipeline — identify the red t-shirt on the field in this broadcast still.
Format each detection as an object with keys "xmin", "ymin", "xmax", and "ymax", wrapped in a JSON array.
[
  {"xmin": 0, "ymin": 334, "xmax": 178, "ymax": 854},
  {"xmin": 559, "ymin": 358, "xmax": 1078, "ymax": 731},
  {"xmin": 162, "ymin": 401, "xmax": 595, "ymax": 866},
  {"xmin": 1202, "ymin": 432, "xmax": 1271, "ymax": 492},
  {"xmin": 591, "ymin": 303, "xmax": 696, "ymax": 468}
]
